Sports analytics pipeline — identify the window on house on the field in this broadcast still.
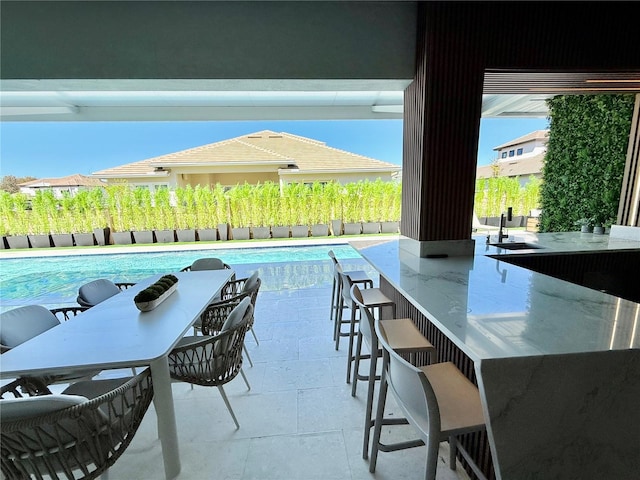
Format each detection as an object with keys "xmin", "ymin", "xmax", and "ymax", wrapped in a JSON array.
[
  {"xmin": 517, "ymin": 148, "xmax": 523, "ymax": 155},
  {"xmin": 508, "ymin": 150, "xmax": 515, "ymax": 157},
  {"xmin": 501, "ymin": 152, "xmax": 507, "ymax": 159}
]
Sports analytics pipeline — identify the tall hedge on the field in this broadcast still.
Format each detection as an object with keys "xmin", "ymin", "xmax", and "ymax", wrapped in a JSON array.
[{"xmin": 540, "ymin": 94, "xmax": 634, "ymax": 232}]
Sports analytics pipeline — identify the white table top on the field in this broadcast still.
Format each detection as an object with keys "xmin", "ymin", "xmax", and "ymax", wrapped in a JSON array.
[
  {"xmin": 356, "ymin": 234, "xmax": 640, "ymax": 361},
  {"xmin": 0, "ymin": 270, "xmax": 233, "ymax": 379}
]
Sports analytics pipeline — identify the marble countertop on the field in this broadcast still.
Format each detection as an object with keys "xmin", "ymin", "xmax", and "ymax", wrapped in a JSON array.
[{"xmin": 355, "ymin": 233, "xmax": 640, "ymax": 361}]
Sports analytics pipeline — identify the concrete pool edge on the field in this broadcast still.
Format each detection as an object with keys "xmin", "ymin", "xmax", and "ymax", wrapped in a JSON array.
[{"xmin": 0, "ymin": 235, "xmax": 400, "ymax": 259}]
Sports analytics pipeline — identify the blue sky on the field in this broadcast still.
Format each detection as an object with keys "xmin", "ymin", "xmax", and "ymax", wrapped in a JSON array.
[{"xmin": 0, "ymin": 118, "xmax": 548, "ymax": 178}]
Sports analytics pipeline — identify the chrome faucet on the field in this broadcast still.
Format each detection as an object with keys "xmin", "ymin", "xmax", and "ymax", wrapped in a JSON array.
[{"xmin": 497, "ymin": 207, "xmax": 513, "ymax": 243}]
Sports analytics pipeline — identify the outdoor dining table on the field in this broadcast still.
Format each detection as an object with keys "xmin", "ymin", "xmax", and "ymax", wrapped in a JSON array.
[{"xmin": 0, "ymin": 269, "xmax": 234, "ymax": 480}]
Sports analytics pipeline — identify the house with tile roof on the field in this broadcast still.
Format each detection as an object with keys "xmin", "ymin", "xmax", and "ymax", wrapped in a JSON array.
[
  {"xmin": 18, "ymin": 174, "xmax": 106, "ymax": 198},
  {"xmin": 92, "ymin": 130, "xmax": 400, "ymax": 189},
  {"xmin": 476, "ymin": 129, "xmax": 548, "ymax": 186}
]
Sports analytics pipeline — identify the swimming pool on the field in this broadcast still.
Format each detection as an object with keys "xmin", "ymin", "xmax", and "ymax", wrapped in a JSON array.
[{"xmin": 0, "ymin": 244, "xmax": 376, "ymax": 310}]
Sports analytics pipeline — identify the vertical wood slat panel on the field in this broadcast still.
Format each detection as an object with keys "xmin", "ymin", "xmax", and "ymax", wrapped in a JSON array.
[
  {"xmin": 380, "ymin": 276, "xmax": 496, "ymax": 480},
  {"xmin": 617, "ymin": 94, "xmax": 640, "ymax": 227}
]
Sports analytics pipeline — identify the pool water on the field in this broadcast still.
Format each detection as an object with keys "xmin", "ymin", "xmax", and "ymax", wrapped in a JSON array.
[{"xmin": 0, "ymin": 244, "xmax": 375, "ymax": 310}]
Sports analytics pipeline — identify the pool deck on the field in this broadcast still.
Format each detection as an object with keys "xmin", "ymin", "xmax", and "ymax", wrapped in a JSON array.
[{"xmin": 2, "ymin": 233, "xmax": 473, "ymax": 479}]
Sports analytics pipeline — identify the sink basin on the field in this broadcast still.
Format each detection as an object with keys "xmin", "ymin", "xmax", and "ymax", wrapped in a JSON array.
[{"xmin": 490, "ymin": 242, "xmax": 544, "ymax": 250}]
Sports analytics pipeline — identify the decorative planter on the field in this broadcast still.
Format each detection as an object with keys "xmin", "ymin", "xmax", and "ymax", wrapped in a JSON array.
[
  {"xmin": 331, "ymin": 219, "xmax": 343, "ymax": 236},
  {"xmin": 0, "ymin": 237, "xmax": 6, "ymax": 249},
  {"xmin": 175, "ymin": 229, "xmax": 196, "ymax": 242},
  {"xmin": 593, "ymin": 226, "xmax": 606, "ymax": 235},
  {"xmin": 112, "ymin": 231, "xmax": 133, "ymax": 245},
  {"xmin": 51, "ymin": 233, "xmax": 74, "ymax": 247},
  {"xmin": 154, "ymin": 229, "xmax": 175, "ymax": 243},
  {"xmin": 291, "ymin": 225, "xmax": 309, "ymax": 238},
  {"xmin": 73, "ymin": 232, "xmax": 95, "ymax": 246},
  {"xmin": 362, "ymin": 222, "xmax": 380, "ymax": 234},
  {"xmin": 93, "ymin": 227, "xmax": 110, "ymax": 246},
  {"xmin": 231, "ymin": 227, "xmax": 250, "ymax": 241},
  {"xmin": 218, "ymin": 223, "xmax": 230, "ymax": 241},
  {"xmin": 6, "ymin": 235, "xmax": 29, "ymax": 249},
  {"xmin": 252, "ymin": 226, "xmax": 271, "ymax": 239},
  {"xmin": 311, "ymin": 224, "xmax": 329, "ymax": 237},
  {"xmin": 135, "ymin": 283, "xmax": 178, "ymax": 312},
  {"xmin": 580, "ymin": 225, "xmax": 593, "ymax": 233},
  {"xmin": 197, "ymin": 228, "xmax": 218, "ymax": 241},
  {"xmin": 380, "ymin": 221, "xmax": 399, "ymax": 233},
  {"xmin": 28, "ymin": 234, "xmax": 51, "ymax": 248},
  {"xmin": 132, "ymin": 230, "xmax": 153, "ymax": 244},
  {"xmin": 343, "ymin": 222, "xmax": 362, "ymax": 235},
  {"xmin": 272, "ymin": 226, "xmax": 291, "ymax": 238}
]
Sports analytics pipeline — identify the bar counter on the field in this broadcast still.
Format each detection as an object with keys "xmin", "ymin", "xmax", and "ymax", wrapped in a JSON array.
[{"xmin": 355, "ymin": 232, "xmax": 640, "ymax": 480}]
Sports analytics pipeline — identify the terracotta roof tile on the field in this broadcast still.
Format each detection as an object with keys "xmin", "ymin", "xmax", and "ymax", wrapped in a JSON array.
[
  {"xmin": 19, "ymin": 174, "xmax": 105, "ymax": 187},
  {"xmin": 476, "ymin": 153, "xmax": 544, "ymax": 179}
]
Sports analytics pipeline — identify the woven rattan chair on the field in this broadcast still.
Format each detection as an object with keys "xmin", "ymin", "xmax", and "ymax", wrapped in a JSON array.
[
  {"xmin": 213, "ymin": 271, "xmax": 261, "ymax": 345},
  {"xmin": 77, "ymin": 279, "xmax": 136, "ymax": 308},
  {"xmin": 0, "ymin": 369, "xmax": 154, "ymax": 480},
  {"xmin": 180, "ymin": 257, "xmax": 232, "ymax": 272},
  {"xmin": 0, "ymin": 305, "xmax": 98, "ymax": 385},
  {"xmin": 192, "ymin": 272, "xmax": 261, "ymax": 368},
  {"xmin": 168, "ymin": 297, "xmax": 253, "ymax": 429}
]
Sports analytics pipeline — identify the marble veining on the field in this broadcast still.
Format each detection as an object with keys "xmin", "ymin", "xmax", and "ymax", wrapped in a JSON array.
[
  {"xmin": 477, "ymin": 350, "xmax": 640, "ymax": 480},
  {"xmin": 355, "ymin": 232, "xmax": 640, "ymax": 480},
  {"xmin": 356, "ymin": 235, "xmax": 640, "ymax": 361}
]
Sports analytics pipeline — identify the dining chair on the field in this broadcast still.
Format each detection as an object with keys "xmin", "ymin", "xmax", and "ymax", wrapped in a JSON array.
[
  {"xmin": 168, "ymin": 297, "xmax": 253, "ymax": 429},
  {"xmin": 370, "ymin": 318, "xmax": 487, "ymax": 480},
  {"xmin": 0, "ymin": 305, "xmax": 98, "ymax": 385},
  {"xmin": 335, "ymin": 264, "xmax": 395, "ymax": 384},
  {"xmin": 328, "ymin": 249, "xmax": 373, "ymax": 324},
  {"xmin": 76, "ymin": 278, "xmax": 136, "ymax": 308},
  {"xmin": 180, "ymin": 257, "xmax": 232, "ymax": 272},
  {"xmin": 216, "ymin": 271, "xmax": 261, "ymax": 346},
  {"xmin": 350, "ymin": 284, "xmax": 437, "ymax": 459},
  {"xmin": 0, "ymin": 368, "xmax": 154, "ymax": 480}
]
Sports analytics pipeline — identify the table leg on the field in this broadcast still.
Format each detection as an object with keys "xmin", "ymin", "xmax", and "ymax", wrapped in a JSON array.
[{"xmin": 150, "ymin": 356, "xmax": 181, "ymax": 480}]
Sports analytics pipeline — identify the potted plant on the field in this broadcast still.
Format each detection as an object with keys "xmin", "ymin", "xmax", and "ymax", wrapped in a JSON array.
[
  {"xmin": 107, "ymin": 184, "xmax": 134, "ymax": 244},
  {"xmin": 283, "ymin": 183, "xmax": 308, "ymax": 238},
  {"xmin": 50, "ymin": 191, "xmax": 75, "ymax": 247},
  {"xmin": 175, "ymin": 185, "xmax": 197, "ymax": 242},
  {"xmin": 574, "ymin": 217, "xmax": 594, "ymax": 233},
  {"xmin": 342, "ymin": 183, "xmax": 362, "ymax": 235},
  {"xmin": 152, "ymin": 187, "xmax": 175, "ymax": 243},
  {"xmin": 380, "ymin": 180, "xmax": 401, "ymax": 233},
  {"xmin": 271, "ymin": 192, "xmax": 290, "ymax": 238},
  {"xmin": 134, "ymin": 274, "xmax": 179, "ymax": 311},
  {"xmin": 249, "ymin": 182, "xmax": 277, "ymax": 239},
  {"xmin": 228, "ymin": 183, "xmax": 252, "ymax": 240},
  {"xmin": 309, "ymin": 182, "xmax": 329, "ymax": 237},
  {"xmin": 28, "ymin": 190, "xmax": 53, "ymax": 248},
  {"xmin": 2, "ymin": 192, "xmax": 30, "ymax": 249}
]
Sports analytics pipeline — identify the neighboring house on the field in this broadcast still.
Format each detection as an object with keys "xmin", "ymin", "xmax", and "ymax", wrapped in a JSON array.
[
  {"xmin": 18, "ymin": 174, "xmax": 105, "ymax": 198},
  {"xmin": 476, "ymin": 129, "xmax": 548, "ymax": 186},
  {"xmin": 92, "ymin": 130, "xmax": 400, "ymax": 190}
]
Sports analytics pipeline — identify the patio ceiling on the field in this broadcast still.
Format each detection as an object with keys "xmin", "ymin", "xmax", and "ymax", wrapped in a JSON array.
[{"xmin": 1, "ymin": 71, "xmax": 638, "ymax": 122}]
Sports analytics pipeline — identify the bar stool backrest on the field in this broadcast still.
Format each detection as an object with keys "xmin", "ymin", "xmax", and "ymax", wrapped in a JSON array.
[
  {"xmin": 374, "ymin": 318, "xmax": 441, "ymax": 459},
  {"xmin": 351, "ymin": 284, "xmax": 374, "ymax": 348}
]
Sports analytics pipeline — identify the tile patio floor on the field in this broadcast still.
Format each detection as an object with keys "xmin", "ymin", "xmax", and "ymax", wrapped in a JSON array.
[{"xmin": 99, "ymin": 255, "xmax": 472, "ymax": 480}]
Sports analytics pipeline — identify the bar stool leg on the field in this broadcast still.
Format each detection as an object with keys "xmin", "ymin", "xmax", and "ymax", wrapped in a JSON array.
[
  {"xmin": 330, "ymin": 274, "xmax": 337, "ymax": 322},
  {"xmin": 369, "ymin": 361, "xmax": 388, "ymax": 473},
  {"xmin": 351, "ymin": 330, "xmax": 364, "ymax": 390},
  {"xmin": 345, "ymin": 300, "xmax": 358, "ymax": 384},
  {"xmin": 362, "ymin": 344, "xmax": 379, "ymax": 459}
]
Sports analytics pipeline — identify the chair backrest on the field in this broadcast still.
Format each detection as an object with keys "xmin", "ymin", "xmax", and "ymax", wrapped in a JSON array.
[
  {"xmin": 328, "ymin": 249, "xmax": 337, "ymax": 265},
  {"xmin": 375, "ymin": 319, "xmax": 440, "ymax": 447},
  {"xmin": 240, "ymin": 271, "xmax": 261, "ymax": 305},
  {"xmin": 0, "ymin": 305, "xmax": 61, "ymax": 352},
  {"xmin": 190, "ymin": 257, "xmax": 228, "ymax": 271},
  {"xmin": 77, "ymin": 278, "xmax": 121, "ymax": 307},
  {"xmin": 220, "ymin": 296, "xmax": 253, "ymax": 333},
  {"xmin": 351, "ymin": 284, "xmax": 375, "ymax": 347},
  {"xmin": 337, "ymin": 264, "xmax": 354, "ymax": 303}
]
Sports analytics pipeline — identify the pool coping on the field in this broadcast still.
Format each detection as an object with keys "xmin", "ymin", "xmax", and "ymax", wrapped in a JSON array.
[{"xmin": 0, "ymin": 235, "xmax": 400, "ymax": 259}]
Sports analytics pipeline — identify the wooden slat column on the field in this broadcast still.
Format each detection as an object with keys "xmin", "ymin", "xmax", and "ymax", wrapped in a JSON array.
[
  {"xmin": 401, "ymin": 3, "xmax": 486, "ymax": 257},
  {"xmin": 617, "ymin": 93, "xmax": 640, "ymax": 227}
]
